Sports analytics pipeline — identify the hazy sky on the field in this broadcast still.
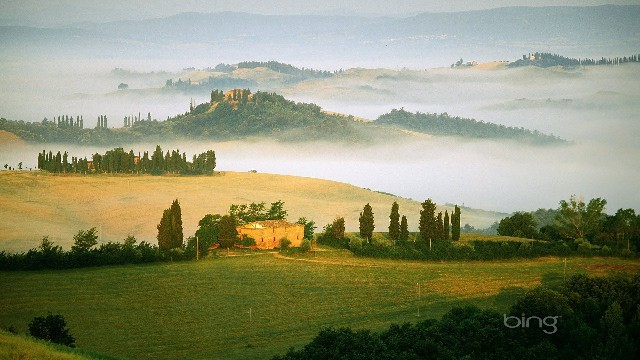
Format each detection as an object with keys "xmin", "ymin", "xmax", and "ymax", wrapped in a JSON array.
[{"xmin": 1, "ymin": 0, "xmax": 637, "ymax": 26}]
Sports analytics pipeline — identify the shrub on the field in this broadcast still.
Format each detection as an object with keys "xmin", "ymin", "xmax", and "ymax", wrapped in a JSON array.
[
  {"xmin": 279, "ymin": 237, "xmax": 291, "ymax": 250},
  {"xmin": 28, "ymin": 313, "xmax": 75, "ymax": 347},
  {"xmin": 349, "ymin": 237, "xmax": 363, "ymax": 252},
  {"xmin": 300, "ymin": 239, "xmax": 312, "ymax": 252},
  {"xmin": 240, "ymin": 235, "xmax": 257, "ymax": 247}
]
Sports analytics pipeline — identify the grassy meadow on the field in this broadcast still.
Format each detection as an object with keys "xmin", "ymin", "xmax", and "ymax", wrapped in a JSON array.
[
  {"xmin": 0, "ymin": 171, "xmax": 505, "ymax": 252},
  {"xmin": 1, "ymin": 248, "xmax": 638, "ymax": 359}
]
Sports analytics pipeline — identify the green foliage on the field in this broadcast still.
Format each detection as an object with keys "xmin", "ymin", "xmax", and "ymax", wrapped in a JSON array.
[
  {"xmin": 71, "ymin": 228, "xmax": 98, "ymax": 254},
  {"xmin": 388, "ymin": 202, "xmax": 400, "ymax": 241},
  {"xmin": 399, "ymin": 215, "xmax": 409, "ymax": 242},
  {"xmin": 296, "ymin": 217, "xmax": 316, "ymax": 240},
  {"xmin": 157, "ymin": 199, "xmax": 183, "ymax": 252},
  {"xmin": 229, "ymin": 200, "xmax": 288, "ymax": 224},
  {"xmin": 497, "ymin": 212, "xmax": 539, "ymax": 239},
  {"xmin": 452, "ymin": 205, "xmax": 461, "ymax": 241},
  {"xmin": 332, "ymin": 217, "xmax": 345, "ymax": 240},
  {"xmin": 316, "ymin": 218, "xmax": 349, "ymax": 249},
  {"xmin": 274, "ymin": 274, "xmax": 640, "ymax": 360},
  {"xmin": 443, "ymin": 210, "xmax": 450, "ymax": 240},
  {"xmin": 358, "ymin": 203, "xmax": 374, "ymax": 242},
  {"xmin": 376, "ymin": 108, "xmax": 566, "ymax": 144},
  {"xmin": 556, "ymin": 195, "xmax": 607, "ymax": 241},
  {"xmin": 419, "ymin": 199, "xmax": 437, "ymax": 246},
  {"xmin": 28, "ymin": 313, "xmax": 75, "ymax": 348},
  {"xmin": 300, "ymin": 239, "xmax": 312, "ymax": 252},
  {"xmin": 279, "ymin": 237, "xmax": 292, "ymax": 250},
  {"xmin": 508, "ymin": 51, "xmax": 640, "ymax": 68},
  {"xmin": 38, "ymin": 145, "xmax": 215, "ymax": 175},
  {"xmin": 218, "ymin": 215, "xmax": 238, "ymax": 248},
  {"xmin": 239, "ymin": 236, "xmax": 257, "ymax": 247},
  {"xmin": 195, "ymin": 214, "xmax": 222, "ymax": 253}
]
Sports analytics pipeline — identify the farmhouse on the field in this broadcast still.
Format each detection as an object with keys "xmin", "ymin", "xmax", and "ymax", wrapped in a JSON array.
[{"xmin": 236, "ymin": 220, "xmax": 304, "ymax": 249}]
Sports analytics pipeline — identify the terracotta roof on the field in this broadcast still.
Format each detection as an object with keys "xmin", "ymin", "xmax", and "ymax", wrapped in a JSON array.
[{"xmin": 239, "ymin": 220, "xmax": 302, "ymax": 229}]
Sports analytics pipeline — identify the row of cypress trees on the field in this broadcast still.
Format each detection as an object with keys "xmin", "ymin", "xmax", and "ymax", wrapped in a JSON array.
[{"xmin": 358, "ymin": 200, "xmax": 461, "ymax": 245}]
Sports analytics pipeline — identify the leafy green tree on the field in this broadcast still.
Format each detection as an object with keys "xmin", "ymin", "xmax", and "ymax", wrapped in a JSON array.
[
  {"xmin": 388, "ymin": 202, "xmax": 400, "ymax": 241},
  {"xmin": 359, "ymin": 203, "xmax": 375, "ymax": 242},
  {"xmin": 497, "ymin": 212, "xmax": 538, "ymax": 239},
  {"xmin": 267, "ymin": 200, "xmax": 288, "ymax": 220},
  {"xmin": 556, "ymin": 195, "xmax": 607, "ymax": 241},
  {"xmin": 71, "ymin": 228, "xmax": 98, "ymax": 253},
  {"xmin": 218, "ymin": 215, "xmax": 238, "ymax": 248},
  {"xmin": 195, "ymin": 214, "xmax": 222, "ymax": 252},
  {"xmin": 297, "ymin": 217, "xmax": 316, "ymax": 240},
  {"xmin": 28, "ymin": 313, "xmax": 75, "ymax": 347},
  {"xmin": 419, "ymin": 199, "xmax": 437, "ymax": 248},
  {"xmin": 399, "ymin": 215, "xmax": 409, "ymax": 241}
]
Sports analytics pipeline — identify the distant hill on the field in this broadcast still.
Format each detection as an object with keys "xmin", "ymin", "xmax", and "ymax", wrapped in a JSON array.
[
  {"xmin": 508, "ymin": 52, "xmax": 640, "ymax": 68},
  {"xmin": 3, "ymin": 5, "xmax": 639, "ymax": 67},
  {"xmin": 0, "ymin": 90, "xmax": 566, "ymax": 145},
  {"xmin": 374, "ymin": 108, "xmax": 566, "ymax": 145}
]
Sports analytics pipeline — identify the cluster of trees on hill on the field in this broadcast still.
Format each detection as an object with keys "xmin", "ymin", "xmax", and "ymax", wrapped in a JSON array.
[
  {"xmin": 37, "ymin": 146, "xmax": 216, "ymax": 175},
  {"xmin": 236, "ymin": 61, "xmax": 340, "ymax": 80},
  {"xmin": 375, "ymin": 108, "xmax": 565, "ymax": 144},
  {"xmin": 318, "ymin": 200, "xmax": 462, "ymax": 251},
  {"xmin": 274, "ymin": 274, "xmax": 640, "ymax": 360},
  {"xmin": 509, "ymin": 52, "xmax": 640, "ymax": 68},
  {"xmin": 497, "ymin": 195, "xmax": 640, "ymax": 254}
]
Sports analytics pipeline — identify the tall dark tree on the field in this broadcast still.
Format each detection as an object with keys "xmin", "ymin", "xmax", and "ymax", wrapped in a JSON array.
[
  {"xmin": 444, "ymin": 210, "xmax": 450, "ymax": 240},
  {"xmin": 452, "ymin": 205, "xmax": 461, "ymax": 241},
  {"xmin": 297, "ymin": 217, "xmax": 316, "ymax": 240},
  {"xmin": 71, "ymin": 228, "xmax": 98, "ymax": 254},
  {"xmin": 169, "ymin": 199, "xmax": 184, "ymax": 249},
  {"xmin": 388, "ymin": 202, "xmax": 400, "ymax": 241},
  {"xmin": 419, "ymin": 199, "xmax": 437, "ymax": 249},
  {"xmin": 359, "ymin": 203, "xmax": 375, "ymax": 242},
  {"xmin": 436, "ymin": 212, "xmax": 444, "ymax": 240},
  {"xmin": 399, "ymin": 215, "xmax": 409, "ymax": 241},
  {"xmin": 157, "ymin": 199, "xmax": 183, "ymax": 251}
]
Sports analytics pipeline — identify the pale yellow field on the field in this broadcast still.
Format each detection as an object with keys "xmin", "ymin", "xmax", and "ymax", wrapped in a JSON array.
[{"xmin": 0, "ymin": 171, "xmax": 504, "ymax": 252}]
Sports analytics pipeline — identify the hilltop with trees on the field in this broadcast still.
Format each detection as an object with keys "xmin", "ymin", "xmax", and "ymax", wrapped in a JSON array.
[
  {"xmin": 1, "ymin": 89, "xmax": 566, "ymax": 145},
  {"xmin": 509, "ymin": 51, "xmax": 640, "ymax": 68}
]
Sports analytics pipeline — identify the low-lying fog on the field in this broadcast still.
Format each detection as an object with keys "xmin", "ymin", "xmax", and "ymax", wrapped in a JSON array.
[{"xmin": 1, "ymin": 59, "xmax": 639, "ymax": 215}]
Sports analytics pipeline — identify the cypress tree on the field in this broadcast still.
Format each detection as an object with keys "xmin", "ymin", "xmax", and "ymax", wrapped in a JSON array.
[
  {"xmin": 169, "ymin": 199, "xmax": 183, "ymax": 249},
  {"xmin": 388, "ymin": 201, "xmax": 400, "ymax": 241},
  {"xmin": 359, "ymin": 203, "xmax": 375, "ymax": 243},
  {"xmin": 419, "ymin": 199, "xmax": 437, "ymax": 250},
  {"xmin": 444, "ymin": 210, "xmax": 450, "ymax": 240},
  {"xmin": 400, "ymin": 215, "xmax": 409, "ymax": 241},
  {"xmin": 436, "ymin": 212, "xmax": 444, "ymax": 240},
  {"xmin": 157, "ymin": 199, "xmax": 184, "ymax": 251},
  {"xmin": 452, "ymin": 205, "xmax": 461, "ymax": 241}
]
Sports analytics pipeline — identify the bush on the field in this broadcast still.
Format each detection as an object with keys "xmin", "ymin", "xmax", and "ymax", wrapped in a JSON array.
[
  {"xmin": 300, "ymin": 239, "xmax": 312, "ymax": 252},
  {"xmin": 240, "ymin": 235, "xmax": 257, "ymax": 247},
  {"xmin": 28, "ymin": 313, "xmax": 75, "ymax": 347},
  {"xmin": 279, "ymin": 237, "xmax": 291, "ymax": 250},
  {"xmin": 349, "ymin": 237, "xmax": 363, "ymax": 252}
]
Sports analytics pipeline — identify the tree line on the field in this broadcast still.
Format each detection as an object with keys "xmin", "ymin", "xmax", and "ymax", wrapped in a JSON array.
[
  {"xmin": 375, "ymin": 108, "xmax": 566, "ymax": 145},
  {"xmin": 497, "ymin": 195, "xmax": 640, "ymax": 254},
  {"xmin": 37, "ymin": 145, "xmax": 216, "ymax": 175},
  {"xmin": 319, "ymin": 200, "xmax": 462, "ymax": 249},
  {"xmin": 509, "ymin": 52, "xmax": 640, "ymax": 68},
  {"xmin": 273, "ymin": 274, "xmax": 640, "ymax": 360}
]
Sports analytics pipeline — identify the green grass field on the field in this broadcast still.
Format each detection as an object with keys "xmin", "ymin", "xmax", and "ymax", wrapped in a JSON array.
[{"xmin": 1, "ymin": 249, "xmax": 638, "ymax": 360}]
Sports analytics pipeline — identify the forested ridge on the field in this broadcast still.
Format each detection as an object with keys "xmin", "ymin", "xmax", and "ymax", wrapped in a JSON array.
[
  {"xmin": 375, "ymin": 108, "xmax": 566, "ymax": 144},
  {"xmin": 0, "ymin": 90, "xmax": 564, "ymax": 145}
]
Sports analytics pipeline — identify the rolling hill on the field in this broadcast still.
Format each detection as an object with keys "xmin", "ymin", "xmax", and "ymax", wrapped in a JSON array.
[{"xmin": 0, "ymin": 171, "xmax": 506, "ymax": 252}]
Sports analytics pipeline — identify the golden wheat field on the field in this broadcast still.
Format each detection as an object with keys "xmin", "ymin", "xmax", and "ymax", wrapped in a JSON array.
[{"xmin": 0, "ymin": 171, "xmax": 504, "ymax": 252}]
